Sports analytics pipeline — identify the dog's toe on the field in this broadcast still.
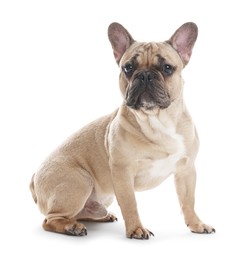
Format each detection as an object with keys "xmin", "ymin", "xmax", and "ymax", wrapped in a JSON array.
[
  {"xmin": 104, "ymin": 213, "xmax": 118, "ymax": 222},
  {"xmin": 189, "ymin": 222, "xmax": 215, "ymax": 234},
  {"xmin": 128, "ymin": 227, "xmax": 154, "ymax": 240}
]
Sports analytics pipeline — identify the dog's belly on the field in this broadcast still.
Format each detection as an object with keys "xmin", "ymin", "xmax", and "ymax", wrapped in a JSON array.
[{"xmin": 134, "ymin": 158, "xmax": 175, "ymax": 191}]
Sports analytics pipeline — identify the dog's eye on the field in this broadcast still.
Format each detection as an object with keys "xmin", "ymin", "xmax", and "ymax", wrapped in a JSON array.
[
  {"xmin": 163, "ymin": 64, "xmax": 173, "ymax": 75},
  {"xmin": 123, "ymin": 64, "xmax": 133, "ymax": 75}
]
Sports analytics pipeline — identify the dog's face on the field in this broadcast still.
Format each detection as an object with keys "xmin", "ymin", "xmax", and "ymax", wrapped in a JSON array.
[
  {"xmin": 108, "ymin": 22, "xmax": 198, "ymax": 113},
  {"xmin": 120, "ymin": 42, "xmax": 183, "ymax": 111}
]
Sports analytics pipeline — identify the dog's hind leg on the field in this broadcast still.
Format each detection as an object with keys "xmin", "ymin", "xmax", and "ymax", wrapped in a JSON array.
[{"xmin": 37, "ymin": 169, "xmax": 94, "ymax": 236}]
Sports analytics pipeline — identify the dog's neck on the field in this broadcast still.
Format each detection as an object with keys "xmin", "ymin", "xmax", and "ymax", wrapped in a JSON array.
[
  {"xmin": 133, "ymin": 98, "xmax": 184, "ymax": 128},
  {"xmin": 118, "ymin": 99, "xmax": 185, "ymax": 152}
]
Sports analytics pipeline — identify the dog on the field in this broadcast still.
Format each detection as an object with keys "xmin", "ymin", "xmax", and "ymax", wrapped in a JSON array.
[{"xmin": 30, "ymin": 22, "xmax": 215, "ymax": 239}]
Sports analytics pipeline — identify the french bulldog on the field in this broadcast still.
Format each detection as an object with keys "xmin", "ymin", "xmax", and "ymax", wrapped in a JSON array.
[{"xmin": 30, "ymin": 22, "xmax": 215, "ymax": 239}]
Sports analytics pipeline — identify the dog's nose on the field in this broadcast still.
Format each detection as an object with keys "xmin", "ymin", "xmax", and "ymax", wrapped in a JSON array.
[{"xmin": 138, "ymin": 71, "xmax": 154, "ymax": 84}]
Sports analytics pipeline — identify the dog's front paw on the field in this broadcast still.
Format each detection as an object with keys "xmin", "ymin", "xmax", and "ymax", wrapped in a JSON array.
[
  {"xmin": 127, "ymin": 227, "xmax": 154, "ymax": 240},
  {"xmin": 188, "ymin": 222, "xmax": 215, "ymax": 234}
]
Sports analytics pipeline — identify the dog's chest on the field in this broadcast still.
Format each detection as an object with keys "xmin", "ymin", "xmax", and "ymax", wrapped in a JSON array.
[
  {"xmin": 149, "ymin": 157, "xmax": 177, "ymax": 179},
  {"xmin": 134, "ymin": 115, "xmax": 185, "ymax": 191}
]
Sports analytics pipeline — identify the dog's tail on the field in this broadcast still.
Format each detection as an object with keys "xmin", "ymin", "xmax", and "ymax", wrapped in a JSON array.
[{"xmin": 29, "ymin": 173, "xmax": 37, "ymax": 203}]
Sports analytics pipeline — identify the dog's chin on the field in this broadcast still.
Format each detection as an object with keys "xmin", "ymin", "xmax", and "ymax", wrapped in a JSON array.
[
  {"xmin": 139, "ymin": 103, "xmax": 162, "ymax": 116},
  {"xmin": 139, "ymin": 101, "xmax": 158, "ymax": 110},
  {"xmin": 126, "ymin": 99, "xmax": 171, "ymax": 112}
]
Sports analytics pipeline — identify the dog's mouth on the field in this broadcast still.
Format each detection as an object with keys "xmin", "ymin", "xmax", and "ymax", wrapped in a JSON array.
[
  {"xmin": 125, "ymin": 77, "xmax": 171, "ymax": 111},
  {"xmin": 126, "ymin": 95, "xmax": 171, "ymax": 110}
]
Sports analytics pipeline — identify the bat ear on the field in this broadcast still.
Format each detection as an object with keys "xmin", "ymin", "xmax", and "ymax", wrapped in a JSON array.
[
  {"xmin": 108, "ymin": 22, "xmax": 135, "ymax": 64},
  {"xmin": 168, "ymin": 22, "xmax": 198, "ymax": 66}
]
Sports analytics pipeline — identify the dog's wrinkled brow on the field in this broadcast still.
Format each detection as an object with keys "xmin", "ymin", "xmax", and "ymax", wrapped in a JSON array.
[
  {"xmin": 129, "ymin": 54, "xmax": 139, "ymax": 65},
  {"xmin": 156, "ymin": 54, "xmax": 166, "ymax": 65}
]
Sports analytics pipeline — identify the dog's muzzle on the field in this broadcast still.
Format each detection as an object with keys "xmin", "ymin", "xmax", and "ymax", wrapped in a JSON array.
[{"xmin": 125, "ymin": 70, "xmax": 171, "ymax": 110}]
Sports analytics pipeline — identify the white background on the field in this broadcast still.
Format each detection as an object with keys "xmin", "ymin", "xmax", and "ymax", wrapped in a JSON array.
[{"xmin": 1, "ymin": 0, "xmax": 246, "ymax": 259}]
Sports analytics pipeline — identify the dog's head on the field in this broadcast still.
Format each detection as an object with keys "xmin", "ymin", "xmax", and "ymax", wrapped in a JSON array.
[{"xmin": 108, "ymin": 22, "xmax": 198, "ymax": 113}]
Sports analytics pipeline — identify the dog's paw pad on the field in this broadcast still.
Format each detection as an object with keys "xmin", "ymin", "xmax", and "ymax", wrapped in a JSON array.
[{"xmin": 65, "ymin": 223, "xmax": 87, "ymax": 236}]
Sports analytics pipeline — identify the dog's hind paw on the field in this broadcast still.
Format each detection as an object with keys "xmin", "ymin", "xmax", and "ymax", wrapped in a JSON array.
[
  {"xmin": 65, "ymin": 222, "xmax": 87, "ymax": 236},
  {"xmin": 43, "ymin": 219, "xmax": 87, "ymax": 236},
  {"xmin": 101, "ymin": 213, "xmax": 118, "ymax": 222}
]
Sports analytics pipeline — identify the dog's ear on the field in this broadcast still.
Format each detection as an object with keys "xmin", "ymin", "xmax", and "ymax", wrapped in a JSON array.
[
  {"xmin": 108, "ymin": 22, "xmax": 135, "ymax": 64},
  {"xmin": 168, "ymin": 22, "xmax": 198, "ymax": 66}
]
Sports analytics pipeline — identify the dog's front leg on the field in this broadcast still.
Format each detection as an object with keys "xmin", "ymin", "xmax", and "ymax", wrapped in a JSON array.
[
  {"xmin": 111, "ymin": 163, "xmax": 154, "ymax": 239},
  {"xmin": 175, "ymin": 166, "xmax": 215, "ymax": 234}
]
